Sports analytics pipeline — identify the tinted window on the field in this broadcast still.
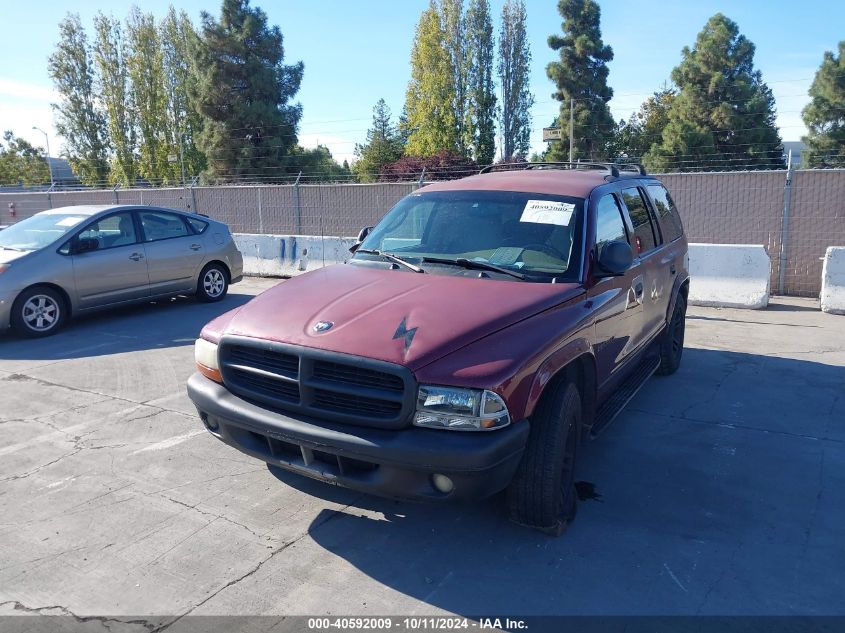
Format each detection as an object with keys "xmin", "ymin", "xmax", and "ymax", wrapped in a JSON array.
[
  {"xmin": 621, "ymin": 188, "xmax": 657, "ymax": 254},
  {"xmin": 647, "ymin": 184, "xmax": 683, "ymax": 242},
  {"xmin": 78, "ymin": 212, "xmax": 138, "ymax": 249},
  {"xmin": 139, "ymin": 211, "xmax": 190, "ymax": 242},
  {"xmin": 595, "ymin": 194, "xmax": 628, "ymax": 250},
  {"xmin": 186, "ymin": 216, "xmax": 209, "ymax": 234}
]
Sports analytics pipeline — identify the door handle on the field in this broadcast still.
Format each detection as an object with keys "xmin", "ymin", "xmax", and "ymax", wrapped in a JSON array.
[
  {"xmin": 670, "ymin": 263, "xmax": 676, "ymax": 275},
  {"xmin": 190, "ymin": 243, "xmax": 202, "ymax": 251},
  {"xmin": 129, "ymin": 253, "xmax": 145, "ymax": 261}
]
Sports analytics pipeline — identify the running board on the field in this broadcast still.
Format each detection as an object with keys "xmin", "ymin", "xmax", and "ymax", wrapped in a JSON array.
[{"xmin": 590, "ymin": 354, "xmax": 660, "ymax": 439}]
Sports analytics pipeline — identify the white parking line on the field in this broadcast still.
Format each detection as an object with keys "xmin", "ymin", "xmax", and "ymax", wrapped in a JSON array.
[{"xmin": 131, "ymin": 430, "xmax": 206, "ymax": 454}]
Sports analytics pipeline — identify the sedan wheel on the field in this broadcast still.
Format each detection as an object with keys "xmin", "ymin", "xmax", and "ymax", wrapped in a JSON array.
[
  {"xmin": 12, "ymin": 287, "xmax": 67, "ymax": 337},
  {"xmin": 197, "ymin": 264, "xmax": 229, "ymax": 302}
]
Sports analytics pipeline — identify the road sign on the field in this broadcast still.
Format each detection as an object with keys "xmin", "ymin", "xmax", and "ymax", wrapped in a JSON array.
[
  {"xmin": 167, "ymin": 154, "xmax": 178, "ymax": 163},
  {"xmin": 543, "ymin": 127, "xmax": 562, "ymax": 142}
]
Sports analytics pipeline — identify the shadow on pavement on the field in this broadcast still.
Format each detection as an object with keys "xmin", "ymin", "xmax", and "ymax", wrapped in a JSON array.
[
  {"xmin": 279, "ymin": 348, "xmax": 845, "ymax": 615},
  {"xmin": 0, "ymin": 289, "xmax": 255, "ymax": 361}
]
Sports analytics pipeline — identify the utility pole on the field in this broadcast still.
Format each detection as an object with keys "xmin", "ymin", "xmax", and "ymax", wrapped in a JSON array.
[
  {"xmin": 568, "ymin": 97, "xmax": 574, "ymax": 163},
  {"xmin": 32, "ymin": 126, "xmax": 55, "ymax": 189}
]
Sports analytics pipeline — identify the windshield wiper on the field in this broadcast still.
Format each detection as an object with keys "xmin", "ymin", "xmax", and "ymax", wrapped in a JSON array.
[
  {"xmin": 0, "ymin": 245, "xmax": 24, "ymax": 252},
  {"xmin": 355, "ymin": 249, "xmax": 425, "ymax": 274},
  {"xmin": 421, "ymin": 256, "xmax": 526, "ymax": 280}
]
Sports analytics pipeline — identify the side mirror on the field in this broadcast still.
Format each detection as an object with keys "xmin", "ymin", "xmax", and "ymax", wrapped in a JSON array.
[
  {"xmin": 74, "ymin": 237, "xmax": 100, "ymax": 254},
  {"xmin": 349, "ymin": 226, "xmax": 374, "ymax": 254},
  {"xmin": 595, "ymin": 240, "xmax": 633, "ymax": 277}
]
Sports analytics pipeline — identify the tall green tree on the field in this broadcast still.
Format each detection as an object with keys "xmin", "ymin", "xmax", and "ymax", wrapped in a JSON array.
[
  {"xmin": 161, "ymin": 7, "xmax": 206, "ymax": 181},
  {"xmin": 191, "ymin": 0, "xmax": 304, "ymax": 182},
  {"xmin": 440, "ymin": 0, "xmax": 469, "ymax": 157},
  {"xmin": 611, "ymin": 88, "xmax": 675, "ymax": 161},
  {"xmin": 48, "ymin": 14, "xmax": 110, "ymax": 186},
  {"xmin": 645, "ymin": 14, "xmax": 783, "ymax": 172},
  {"xmin": 498, "ymin": 0, "xmax": 533, "ymax": 160},
  {"xmin": 404, "ymin": 2, "xmax": 458, "ymax": 157},
  {"xmin": 94, "ymin": 12, "xmax": 137, "ymax": 185},
  {"xmin": 0, "ymin": 132, "xmax": 50, "ymax": 186},
  {"xmin": 546, "ymin": 0, "xmax": 614, "ymax": 161},
  {"xmin": 289, "ymin": 145, "xmax": 351, "ymax": 182},
  {"xmin": 126, "ymin": 7, "xmax": 170, "ymax": 183},
  {"xmin": 466, "ymin": 0, "xmax": 496, "ymax": 165},
  {"xmin": 353, "ymin": 99, "xmax": 405, "ymax": 182},
  {"xmin": 802, "ymin": 41, "xmax": 845, "ymax": 168}
]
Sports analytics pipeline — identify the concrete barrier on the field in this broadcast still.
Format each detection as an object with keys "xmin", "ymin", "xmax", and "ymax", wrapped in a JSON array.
[
  {"xmin": 820, "ymin": 247, "xmax": 845, "ymax": 315},
  {"xmin": 688, "ymin": 243, "xmax": 771, "ymax": 309},
  {"xmin": 233, "ymin": 234, "xmax": 357, "ymax": 277}
]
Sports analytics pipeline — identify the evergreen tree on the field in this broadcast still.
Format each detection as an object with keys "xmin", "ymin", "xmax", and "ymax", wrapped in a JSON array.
[
  {"xmin": 611, "ymin": 88, "xmax": 675, "ymax": 161},
  {"xmin": 161, "ymin": 8, "xmax": 206, "ymax": 181},
  {"xmin": 0, "ymin": 132, "xmax": 50, "ymax": 186},
  {"xmin": 466, "ymin": 0, "xmax": 496, "ymax": 165},
  {"xmin": 404, "ymin": 2, "xmax": 458, "ymax": 157},
  {"xmin": 498, "ymin": 0, "xmax": 533, "ymax": 160},
  {"xmin": 191, "ymin": 0, "xmax": 304, "ymax": 182},
  {"xmin": 94, "ymin": 12, "xmax": 137, "ymax": 185},
  {"xmin": 802, "ymin": 41, "xmax": 845, "ymax": 168},
  {"xmin": 546, "ymin": 0, "xmax": 614, "ymax": 161},
  {"xmin": 353, "ymin": 99, "xmax": 405, "ymax": 182},
  {"xmin": 126, "ymin": 7, "xmax": 170, "ymax": 183},
  {"xmin": 289, "ymin": 145, "xmax": 351, "ymax": 182},
  {"xmin": 645, "ymin": 14, "xmax": 783, "ymax": 172},
  {"xmin": 48, "ymin": 14, "xmax": 110, "ymax": 186}
]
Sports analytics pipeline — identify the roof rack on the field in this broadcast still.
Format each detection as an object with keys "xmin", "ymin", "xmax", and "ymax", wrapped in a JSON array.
[{"xmin": 478, "ymin": 161, "xmax": 647, "ymax": 178}]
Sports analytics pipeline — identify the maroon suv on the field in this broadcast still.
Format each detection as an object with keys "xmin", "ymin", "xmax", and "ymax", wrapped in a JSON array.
[{"xmin": 187, "ymin": 163, "xmax": 689, "ymax": 535}]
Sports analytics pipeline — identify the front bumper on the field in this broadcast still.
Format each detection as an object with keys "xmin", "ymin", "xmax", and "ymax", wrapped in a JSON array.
[{"xmin": 187, "ymin": 373, "xmax": 529, "ymax": 500}]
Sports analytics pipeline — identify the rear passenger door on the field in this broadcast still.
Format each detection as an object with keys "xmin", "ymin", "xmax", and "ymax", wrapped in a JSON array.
[
  {"xmin": 137, "ymin": 210, "xmax": 206, "ymax": 295},
  {"xmin": 619, "ymin": 186, "xmax": 667, "ymax": 343}
]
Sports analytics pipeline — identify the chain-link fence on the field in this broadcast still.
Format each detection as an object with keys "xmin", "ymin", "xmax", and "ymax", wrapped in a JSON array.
[{"xmin": 2, "ymin": 171, "xmax": 844, "ymax": 297}]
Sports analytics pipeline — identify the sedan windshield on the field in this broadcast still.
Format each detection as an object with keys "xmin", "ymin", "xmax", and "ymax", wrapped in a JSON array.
[
  {"xmin": 0, "ymin": 213, "xmax": 88, "ymax": 251},
  {"xmin": 356, "ymin": 191, "xmax": 584, "ymax": 280}
]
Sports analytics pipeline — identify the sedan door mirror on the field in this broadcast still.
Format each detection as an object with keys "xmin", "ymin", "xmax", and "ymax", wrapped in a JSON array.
[
  {"xmin": 349, "ymin": 226, "xmax": 374, "ymax": 254},
  {"xmin": 74, "ymin": 238, "xmax": 100, "ymax": 254},
  {"xmin": 595, "ymin": 240, "xmax": 633, "ymax": 277}
]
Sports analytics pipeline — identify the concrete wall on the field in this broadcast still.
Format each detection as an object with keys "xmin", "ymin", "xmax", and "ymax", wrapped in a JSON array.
[
  {"xmin": 820, "ymin": 247, "xmax": 845, "ymax": 315},
  {"xmin": 688, "ymin": 243, "xmax": 771, "ymax": 309},
  {"xmin": 233, "ymin": 234, "xmax": 357, "ymax": 277}
]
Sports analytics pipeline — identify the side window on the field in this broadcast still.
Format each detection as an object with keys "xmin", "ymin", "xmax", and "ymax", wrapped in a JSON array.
[
  {"xmin": 621, "ymin": 187, "xmax": 657, "ymax": 254},
  {"xmin": 77, "ymin": 212, "xmax": 138, "ymax": 250},
  {"xmin": 186, "ymin": 216, "xmax": 209, "ymax": 234},
  {"xmin": 646, "ymin": 184, "xmax": 683, "ymax": 242},
  {"xmin": 594, "ymin": 194, "xmax": 628, "ymax": 251},
  {"xmin": 139, "ymin": 210, "xmax": 190, "ymax": 242}
]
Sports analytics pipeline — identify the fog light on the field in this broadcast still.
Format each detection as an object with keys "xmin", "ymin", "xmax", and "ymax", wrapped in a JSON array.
[
  {"xmin": 201, "ymin": 413, "xmax": 219, "ymax": 433},
  {"xmin": 431, "ymin": 473, "xmax": 454, "ymax": 494}
]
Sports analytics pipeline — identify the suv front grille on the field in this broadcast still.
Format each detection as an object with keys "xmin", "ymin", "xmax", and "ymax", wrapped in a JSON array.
[{"xmin": 218, "ymin": 338, "xmax": 415, "ymax": 429}]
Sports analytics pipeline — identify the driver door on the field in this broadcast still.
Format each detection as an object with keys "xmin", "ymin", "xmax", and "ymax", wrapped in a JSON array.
[{"xmin": 70, "ymin": 211, "xmax": 151, "ymax": 309}]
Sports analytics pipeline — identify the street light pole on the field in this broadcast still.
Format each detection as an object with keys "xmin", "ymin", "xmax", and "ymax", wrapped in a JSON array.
[{"xmin": 32, "ymin": 126, "xmax": 55, "ymax": 189}]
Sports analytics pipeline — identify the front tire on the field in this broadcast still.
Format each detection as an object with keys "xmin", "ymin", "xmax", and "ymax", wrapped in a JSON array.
[
  {"xmin": 11, "ymin": 286, "xmax": 67, "ymax": 338},
  {"xmin": 657, "ymin": 294, "xmax": 686, "ymax": 375},
  {"xmin": 507, "ymin": 381, "xmax": 581, "ymax": 536},
  {"xmin": 197, "ymin": 263, "xmax": 229, "ymax": 302}
]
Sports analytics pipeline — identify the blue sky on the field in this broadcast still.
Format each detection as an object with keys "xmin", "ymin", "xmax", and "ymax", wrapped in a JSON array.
[{"xmin": 1, "ymin": 0, "xmax": 842, "ymax": 165}]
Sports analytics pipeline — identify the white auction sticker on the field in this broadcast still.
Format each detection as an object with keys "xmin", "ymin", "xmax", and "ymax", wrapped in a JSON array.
[
  {"xmin": 56, "ymin": 216, "xmax": 85, "ymax": 227},
  {"xmin": 520, "ymin": 200, "xmax": 574, "ymax": 226}
]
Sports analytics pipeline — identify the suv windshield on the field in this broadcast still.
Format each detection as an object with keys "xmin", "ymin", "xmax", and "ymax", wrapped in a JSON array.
[
  {"xmin": 0, "ymin": 213, "xmax": 88, "ymax": 251},
  {"xmin": 356, "ymin": 191, "xmax": 584, "ymax": 281}
]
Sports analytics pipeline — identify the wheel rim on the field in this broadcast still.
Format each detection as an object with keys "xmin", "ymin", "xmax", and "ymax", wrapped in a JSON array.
[
  {"xmin": 203, "ymin": 269, "xmax": 225, "ymax": 297},
  {"xmin": 671, "ymin": 303, "xmax": 685, "ymax": 355},
  {"xmin": 22, "ymin": 294, "xmax": 60, "ymax": 332}
]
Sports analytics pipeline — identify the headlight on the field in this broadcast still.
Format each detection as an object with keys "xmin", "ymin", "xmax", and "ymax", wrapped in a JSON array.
[
  {"xmin": 414, "ymin": 385, "xmax": 510, "ymax": 431},
  {"xmin": 195, "ymin": 338, "xmax": 222, "ymax": 383}
]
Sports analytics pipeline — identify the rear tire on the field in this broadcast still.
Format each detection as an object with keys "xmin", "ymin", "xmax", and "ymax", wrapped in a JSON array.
[
  {"xmin": 657, "ymin": 294, "xmax": 686, "ymax": 375},
  {"xmin": 507, "ymin": 381, "xmax": 580, "ymax": 536},
  {"xmin": 11, "ymin": 286, "xmax": 67, "ymax": 338},
  {"xmin": 197, "ymin": 263, "xmax": 229, "ymax": 302}
]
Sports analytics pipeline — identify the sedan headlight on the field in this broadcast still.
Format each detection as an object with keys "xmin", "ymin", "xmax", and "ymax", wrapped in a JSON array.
[
  {"xmin": 414, "ymin": 385, "xmax": 510, "ymax": 431},
  {"xmin": 195, "ymin": 338, "xmax": 222, "ymax": 383}
]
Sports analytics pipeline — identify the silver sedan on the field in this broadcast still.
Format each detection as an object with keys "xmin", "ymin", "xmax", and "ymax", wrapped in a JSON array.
[{"xmin": 0, "ymin": 205, "xmax": 243, "ymax": 337}]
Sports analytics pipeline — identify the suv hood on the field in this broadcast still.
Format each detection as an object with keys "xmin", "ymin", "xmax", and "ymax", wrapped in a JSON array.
[{"xmin": 220, "ymin": 264, "xmax": 582, "ymax": 371}]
